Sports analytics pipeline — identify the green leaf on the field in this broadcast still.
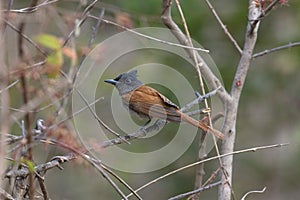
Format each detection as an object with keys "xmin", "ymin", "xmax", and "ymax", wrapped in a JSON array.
[
  {"xmin": 47, "ymin": 51, "xmax": 63, "ymax": 66},
  {"xmin": 26, "ymin": 160, "xmax": 35, "ymax": 173},
  {"xmin": 46, "ymin": 51, "xmax": 63, "ymax": 78},
  {"xmin": 35, "ymin": 34, "xmax": 61, "ymax": 50}
]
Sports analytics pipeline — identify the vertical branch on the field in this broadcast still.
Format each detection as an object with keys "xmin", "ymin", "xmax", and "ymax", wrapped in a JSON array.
[
  {"xmin": 218, "ymin": 1, "xmax": 262, "ymax": 200},
  {"xmin": 17, "ymin": 1, "xmax": 38, "ymax": 199},
  {"xmin": 193, "ymin": 133, "xmax": 207, "ymax": 195},
  {"xmin": 0, "ymin": 1, "xmax": 10, "ymax": 191}
]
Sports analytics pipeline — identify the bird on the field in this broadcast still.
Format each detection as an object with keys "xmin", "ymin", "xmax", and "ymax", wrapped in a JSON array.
[
  {"xmin": 104, "ymin": 69, "xmax": 224, "ymax": 140},
  {"xmin": 33, "ymin": 119, "xmax": 46, "ymax": 135}
]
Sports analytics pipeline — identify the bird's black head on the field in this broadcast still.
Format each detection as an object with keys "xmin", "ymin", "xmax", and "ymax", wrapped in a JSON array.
[{"xmin": 104, "ymin": 69, "xmax": 143, "ymax": 95}]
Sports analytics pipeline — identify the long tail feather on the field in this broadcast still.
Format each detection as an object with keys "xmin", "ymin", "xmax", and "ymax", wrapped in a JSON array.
[{"xmin": 180, "ymin": 112, "xmax": 224, "ymax": 140}]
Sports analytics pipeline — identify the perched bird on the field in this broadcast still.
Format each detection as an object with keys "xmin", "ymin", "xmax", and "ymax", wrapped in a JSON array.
[
  {"xmin": 104, "ymin": 69, "xmax": 224, "ymax": 140},
  {"xmin": 33, "ymin": 119, "xmax": 46, "ymax": 135}
]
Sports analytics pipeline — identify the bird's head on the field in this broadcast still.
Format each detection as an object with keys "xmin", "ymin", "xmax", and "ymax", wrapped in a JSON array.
[{"xmin": 104, "ymin": 69, "xmax": 143, "ymax": 95}]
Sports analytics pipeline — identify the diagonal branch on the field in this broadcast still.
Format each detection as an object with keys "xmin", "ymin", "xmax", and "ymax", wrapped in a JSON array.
[
  {"xmin": 204, "ymin": 0, "xmax": 242, "ymax": 54},
  {"xmin": 253, "ymin": 41, "xmax": 300, "ymax": 58},
  {"xmin": 161, "ymin": 0, "xmax": 230, "ymax": 104},
  {"xmin": 125, "ymin": 143, "xmax": 288, "ymax": 199},
  {"xmin": 168, "ymin": 181, "xmax": 223, "ymax": 200},
  {"xmin": 88, "ymin": 15, "xmax": 209, "ymax": 53}
]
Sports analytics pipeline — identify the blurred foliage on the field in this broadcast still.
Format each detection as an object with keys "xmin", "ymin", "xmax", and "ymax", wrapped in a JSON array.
[{"xmin": 5, "ymin": 0, "xmax": 300, "ymax": 199}]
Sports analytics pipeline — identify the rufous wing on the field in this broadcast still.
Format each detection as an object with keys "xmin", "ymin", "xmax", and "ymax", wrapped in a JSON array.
[{"xmin": 122, "ymin": 85, "xmax": 181, "ymax": 122}]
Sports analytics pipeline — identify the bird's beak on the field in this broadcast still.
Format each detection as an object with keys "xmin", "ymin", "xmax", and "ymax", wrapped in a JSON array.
[{"xmin": 104, "ymin": 79, "xmax": 118, "ymax": 85}]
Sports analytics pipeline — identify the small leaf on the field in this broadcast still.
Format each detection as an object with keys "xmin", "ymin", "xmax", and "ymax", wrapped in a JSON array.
[
  {"xmin": 46, "ymin": 51, "xmax": 63, "ymax": 78},
  {"xmin": 35, "ymin": 34, "xmax": 61, "ymax": 50},
  {"xmin": 47, "ymin": 51, "xmax": 63, "ymax": 66},
  {"xmin": 26, "ymin": 160, "xmax": 35, "ymax": 173}
]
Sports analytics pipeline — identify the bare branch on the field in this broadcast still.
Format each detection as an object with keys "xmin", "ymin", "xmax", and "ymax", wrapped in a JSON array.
[
  {"xmin": 0, "ymin": 80, "xmax": 19, "ymax": 94},
  {"xmin": 101, "ymin": 119, "xmax": 166, "ymax": 148},
  {"xmin": 4, "ymin": 0, "xmax": 60, "ymax": 13},
  {"xmin": 126, "ymin": 143, "xmax": 288, "ymax": 198},
  {"xmin": 253, "ymin": 42, "xmax": 300, "ymax": 58},
  {"xmin": 181, "ymin": 86, "xmax": 221, "ymax": 112},
  {"xmin": 100, "ymin": 165, "xmax": 143, "ymax": 200},
  {"xmin": 88, "ymin": 15, "xmax": 209, "ymax": 53},
  {"xmin": 168, "ymin": 181, "xmax": 222, "ymax": 200},
  {"xmin": 161, "ymin": 0, "xmax": 230, "ymax": 104},
  {"xmin": 204, "ymin": 0, "xmax": 242, "ymax": 54},
  {"xmin": 4, "ymin": 19, "xmax": 47, "ymax": 57},
  {"xmin": 5, "ymin": 154, "xmax": 77, "ymax": 178},
  {"xmin": 36, "ymin": 174, "xmax": 49, "ymax": 200},
  {"xmin": 75, "ymin": 89, "xmax": 130, "ymax": 144},
  {"xmin": 88, "ymin": 8, "xmax": 105, "ymax": 47},
  {"xmin": 220, "ymin": 1, "xmax": 263, "ymax": 199}
]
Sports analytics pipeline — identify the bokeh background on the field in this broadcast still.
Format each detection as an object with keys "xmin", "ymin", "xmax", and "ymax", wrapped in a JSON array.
[{"xmin": 5, "ymin": 0, "xmax": 300, "ymax": 199}]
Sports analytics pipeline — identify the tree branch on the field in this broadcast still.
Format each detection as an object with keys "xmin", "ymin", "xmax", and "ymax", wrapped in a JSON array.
[
  {"xmin": 125, "ymin": 143, "xmax": 288, "ymax": 199},
  {"xmin": 161, "ymin": 0, "xmax": 230, "ymax": 105},
  {"xmin": 219, "ymin": 1, "xmax": 263, "ymax": 199},
  {"xmin": 204, "ymin": 0, "xmax": 242, "ymax": 54},
  {"xmin": 253, "ymin": 42, "xmax": 300, "ymax": 58},
  {"xmin": 168, "ymin": 181, "xmax": 222, "ymax": 200}
]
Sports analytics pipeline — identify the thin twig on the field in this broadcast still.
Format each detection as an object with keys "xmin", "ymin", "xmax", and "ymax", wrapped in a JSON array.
[
  {"xmin": 253, "ymin": 42, "xmax": 300, "ymax": 58},
  {"xmin": 100, "ymin": 165, "xmax": 143, "ymax": 200},
  {"xmin": 36, "ymin": 172, "xmax": 49, "ymax": 200},
  {"xmin": 4, "ymin": 20, "xmax": 47, "ymax": 57},
  {"xmin": 180, "ymin": 86, "xmax": 221, "ymax": 112},
  {"xmin": 5, "ymin": 153, "xmax": 77, "ymax": 178},
  {"xmin": 75, "ymin": 89, "xmax": 130, "ymax": 144},
  {"xmin": 57, "ymin": 0, "xmax": 100, "ymax": 115},
  {"xmin": 88, "ymin": 15, "xmax": 209, "ymax": 53},
  {"xmin": 125, "ymin": 143, "xmax": 288, "ymax": 198},
  {"xmin": 61, "ymin": 0, "xmax": 98, "ymax": 48},
  {"xmin": 9, "ymin": 60, "xmax": 47, "ymax": 76},
  {"xmin": 161, "ymin": 0, "xmax": 230, "ymax": 108},
  {"xmin": 88, "ymin": 8, "xmax": 105, "ymax": 47},
  {"xmin": 172, "ymin": 0, "xmax": 224, "ymax": 194},
  {"xmin": 168, "ymin": 181, "xmax": 222, "ymax": 200},
  {"xmin": 241, "ymin": 187, "xmax": 266, "ymax": 200},
  {"xmin": 4, "ymin": 0, "xmax": 60, "ymax": 13},
  {"xmin": 41, "ymin": 139, "xmax": 129, "ymax": 200},
  {"xmin": 54, "ymin": 97, "xmax": 104, "ymax": 127},
  {"xmin": 204, "ymin": 0, "xmax": 242, "ymax": 54},
  {"xmin": 101, "ymin": 119, "xmax": 166, "ymax": 148},
  {"xmin": 0, "ymin": 79, "xmax": 19, "ymax": 94}
]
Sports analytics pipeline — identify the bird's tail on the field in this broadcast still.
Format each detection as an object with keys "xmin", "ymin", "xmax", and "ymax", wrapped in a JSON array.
[{"xmin": 180, "ymin": 113, "xmax": 224, "ymax": 140}]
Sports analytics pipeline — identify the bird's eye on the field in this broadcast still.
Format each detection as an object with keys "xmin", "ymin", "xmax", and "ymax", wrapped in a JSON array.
[{"xmin": 125, "ymin": 78, "xmax": 132, "ymax": 84}]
